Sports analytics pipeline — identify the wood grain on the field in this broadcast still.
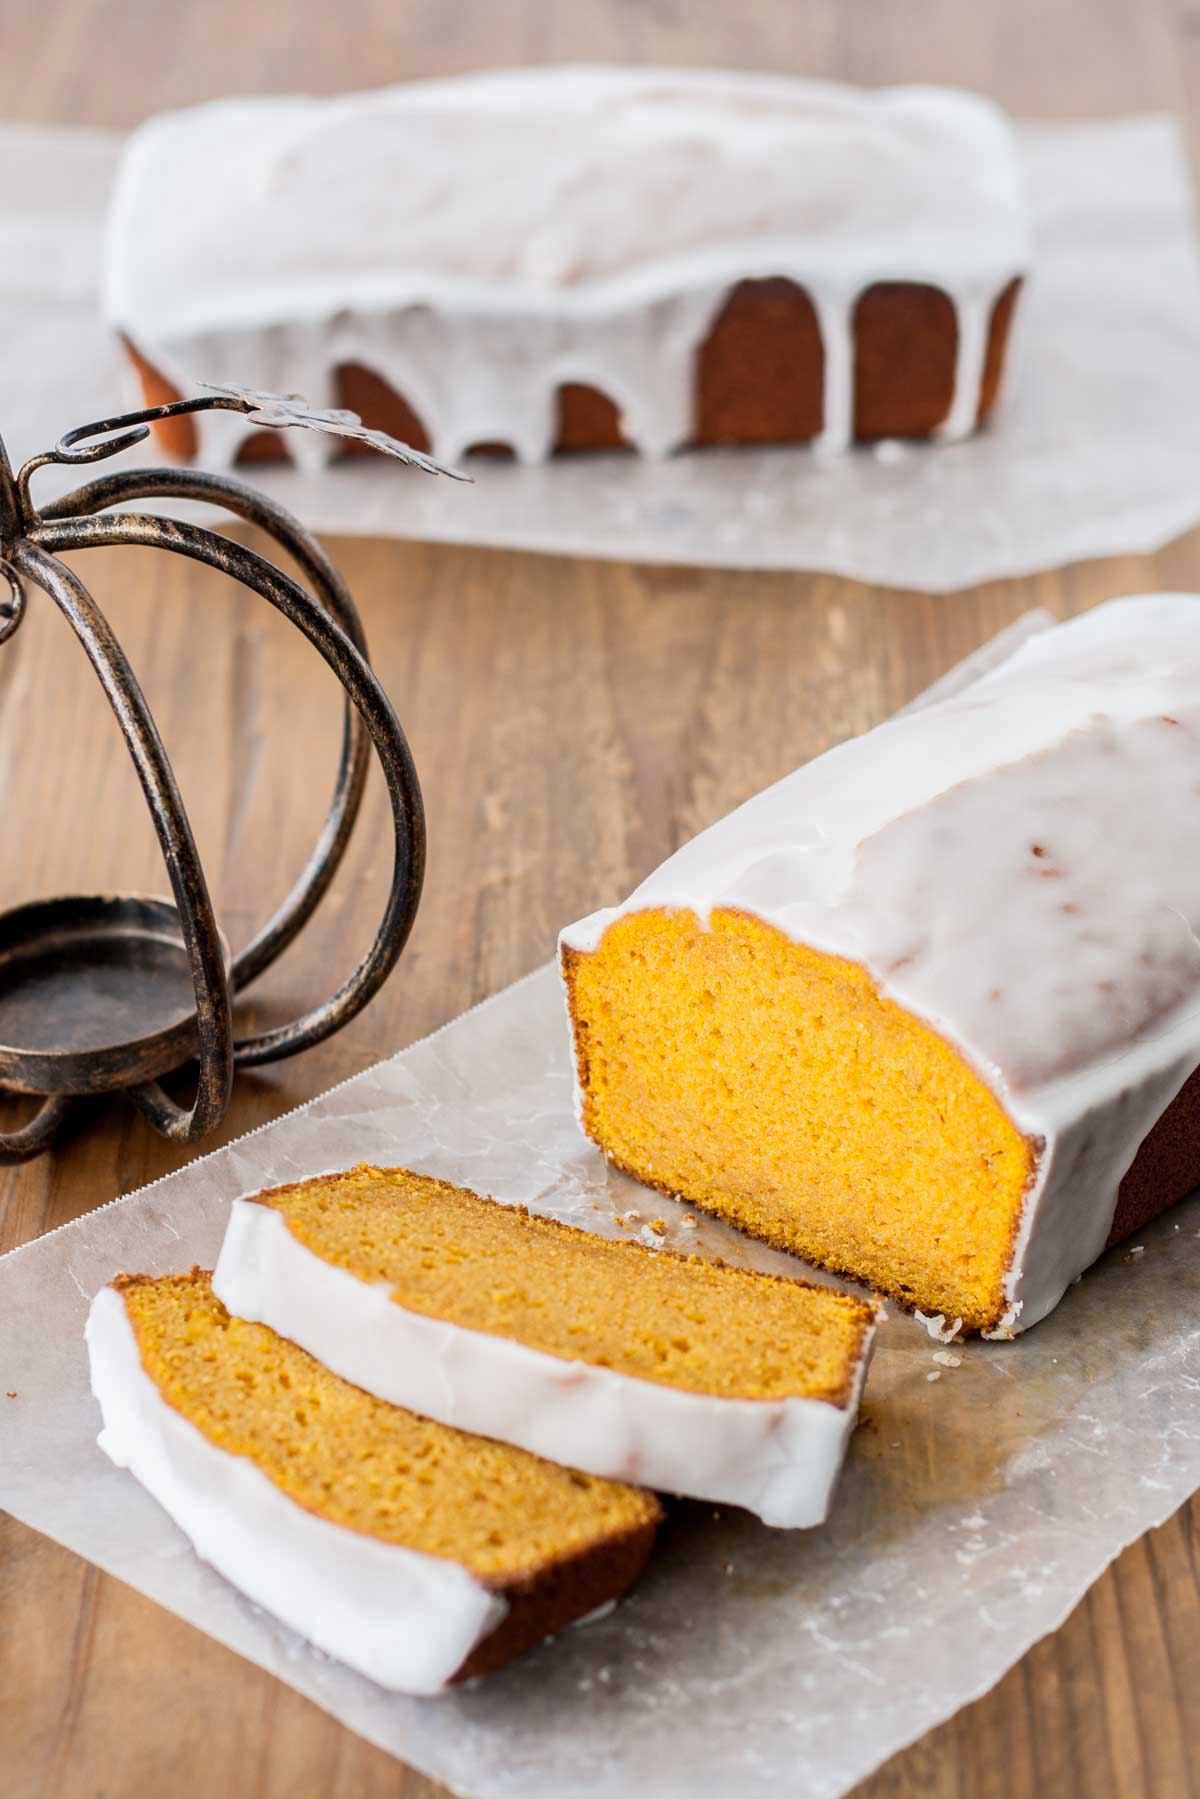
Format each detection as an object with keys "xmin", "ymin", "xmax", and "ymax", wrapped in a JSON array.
[{"xmin": 1, "ymin": 3, "xmax": 1198, "ymax": 1795}]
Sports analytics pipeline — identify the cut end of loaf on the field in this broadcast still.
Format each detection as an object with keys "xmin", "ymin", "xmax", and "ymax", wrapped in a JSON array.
[{"xmin": 563, "ymin": 907, "xmax": 1037, "ymax": 1334}]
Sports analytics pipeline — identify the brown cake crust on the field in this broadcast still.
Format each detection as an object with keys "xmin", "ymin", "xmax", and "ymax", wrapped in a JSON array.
[
  {"xmin": 334, "ymin": 361, "xmax": 431, "ymax": 458},
  {"xmin": 458, "ymin": 1512, "xmax": 658, "ymax": 1682},
  {"xmin": 1107, "ymin": 1063, "xmax": 1200, "ymax": 1245},
  {"xmin": 557, "ymin": 380, "xmax": 631, "ymax": 452},
  {"xmin": 122, "ymin": 275, "xmax": 1022, "ymax": 462},
  {"xmin": 691, "ymin": 277, "xmax": 825, "ymax": 444}
]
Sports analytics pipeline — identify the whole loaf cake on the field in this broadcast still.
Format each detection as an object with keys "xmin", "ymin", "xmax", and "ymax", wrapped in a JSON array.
[
  {"xmin": 561, "ymin": 596, "xmax": 1200, "ymax": 1337},
  {"xmin": 105, "ymin": 67, "xmax": 1029, "ymax": 467}
]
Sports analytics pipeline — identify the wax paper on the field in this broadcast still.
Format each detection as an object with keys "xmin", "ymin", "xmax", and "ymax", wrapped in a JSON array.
[
  {"xmin": 3, "ymin": 614, "xmax": 1199, "ymax": 1799},
  {"xmin": 1, "ymin": 117, "xmax": 1200, "ymax": 589}
]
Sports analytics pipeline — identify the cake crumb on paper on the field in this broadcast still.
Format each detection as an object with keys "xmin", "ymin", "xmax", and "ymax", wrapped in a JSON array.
[{"xmin": 915, "ymin": 1310, "xmax": 963, "ymax": 1344}]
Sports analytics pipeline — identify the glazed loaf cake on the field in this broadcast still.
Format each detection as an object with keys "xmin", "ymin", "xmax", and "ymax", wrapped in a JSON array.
[
  {"xmin": 561, "ymin": 596, "xmax": 1200, "ymax": 1338},
  {"xmin": 86, "ymin": 1271, "xmax": 660, "ymax": 1691},
  {"xmin": 105, "ymin": 67, "xmax": 1029, "ymax": 467},
  {"xmin": 212, "ymin": 1164, "xmax": 878, "ymax": 1528}
]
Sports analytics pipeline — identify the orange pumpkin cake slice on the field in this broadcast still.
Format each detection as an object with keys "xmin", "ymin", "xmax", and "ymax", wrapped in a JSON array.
[
  {"xmin": 86, "ymin": 1270, "xmax": 660, "ymax": 1692},
  {"xmin": 213, "ymin": 1165, "xmax": 877, "ymax": 1528}
]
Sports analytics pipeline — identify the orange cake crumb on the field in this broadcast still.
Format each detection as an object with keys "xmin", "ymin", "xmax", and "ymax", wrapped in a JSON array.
[
  {"xmin": 117, "ymin": 1270, "xmax": 660, "ymax": 1585},
  {"xmin": 564, "ymin": 907, "xmax": 1036, "ymax": 1333},
  {"xmin": 249, "ymin": 1165, "xmax": 875, "ymax": 1406}
]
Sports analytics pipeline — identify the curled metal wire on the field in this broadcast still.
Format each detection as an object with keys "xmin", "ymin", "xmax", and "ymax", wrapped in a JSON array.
[
  {"xmin": 0, "ymin": 561, "xmax": 24, "ymax": 646},
  {"xmin": 16, "ymin": 385, "xmax": 464, "ymax": 516}
]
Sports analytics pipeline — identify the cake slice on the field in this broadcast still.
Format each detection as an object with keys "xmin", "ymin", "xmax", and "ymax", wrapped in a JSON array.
[
  {"xmin": 105, "ymin": 68, "xmax": 1027, "ymax": 467},
  {"xmin": 560, "ymin": 593, "xmax": 1200, "ymax": 1338},
  {"xmin": 212, "ymin": 1165, "xmax": 877, "ymax": 1528},
  {"xmin": 86, "ymin": 1271, "xmax": 660, "ymax": 1693}
]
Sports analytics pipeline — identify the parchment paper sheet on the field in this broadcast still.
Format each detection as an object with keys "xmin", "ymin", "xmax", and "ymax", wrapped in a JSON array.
[
  {"xmin": 4, "ymin": 116, "xmax": 1200, "ymax": 589},
  {"xmin": 3, "ymin": 616, "xmax": 1200, "ymax": 1799}
]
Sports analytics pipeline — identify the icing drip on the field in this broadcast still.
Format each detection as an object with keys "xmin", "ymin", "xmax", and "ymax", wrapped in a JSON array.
[
  {"xmin": 103, "ymin": 68, "xmax": 1030, "ymax": 464},
  {"xmin": 812, "ymin": 290, "xmax": 857, "ymax": 455},
  {"xmin": 940, "ymin": 291, "xmax": 992, "ymax": 441},
  {"xmin": 561, "ymin": 595, "xmax": 1200, "ymax": 1331}
]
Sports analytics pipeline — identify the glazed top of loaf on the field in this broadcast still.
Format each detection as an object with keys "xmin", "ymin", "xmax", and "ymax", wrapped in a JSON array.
[
  {"xmin": 562, "ymin": 594, "xmax": 1200, "ymax": 1135},
  {"xmin": 104, "ymin": 66, "xmax": 1029, "ymax": 342}
]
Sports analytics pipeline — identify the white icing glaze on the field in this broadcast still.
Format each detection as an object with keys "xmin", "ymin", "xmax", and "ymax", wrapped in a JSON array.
[
  {"xmin": 212, "ymin": 1197, "xmax": 874, "ymax": 1529},
  {"xmin": 103, "ymin": 67, "xmax": 1029, "ymax": 464},
  {"xmin": 84, "ymin": 1285, "xmax": 505, "ymax": 1694},
  {"xmin": 560, "ymin": 594, "xmax": 1200, "ymax": 1332}
]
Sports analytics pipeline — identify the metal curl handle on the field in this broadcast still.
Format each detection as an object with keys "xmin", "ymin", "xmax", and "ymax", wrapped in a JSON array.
[
  {"xmin": 15, "ymin": 393, "xmax": 271, "ymax": 515},
  {"xmin": 0, "ymin": 560, "xmax": 25, "ymax": 647},
  {"xmin": 0, "ymin": 1095, "xmax": 74, "ymax": 1166},
  {"xmin": 17, "ymin": 387, "xmax": 463, "ymax": 518}
]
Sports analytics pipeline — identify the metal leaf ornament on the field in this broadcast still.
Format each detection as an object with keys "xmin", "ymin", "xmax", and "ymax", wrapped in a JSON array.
[{"xmin": 196, "ymin": 382, "xmax": 469, "ymax": 478}]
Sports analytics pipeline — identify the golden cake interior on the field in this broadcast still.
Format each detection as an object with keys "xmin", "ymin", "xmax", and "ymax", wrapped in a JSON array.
[
  {"xmin": 255, "ymin": 1166, "xmax": 874, "ymax": 1405},
  {"xmin": 117, "ymin": 1272, "xmax": 659, "ymax": 1582},
  {"xmin": 564, "ymin": 907, "xmax": 1036, "ymax": 1333}
]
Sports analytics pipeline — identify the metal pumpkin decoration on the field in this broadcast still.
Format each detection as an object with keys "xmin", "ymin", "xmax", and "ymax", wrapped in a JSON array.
[{"xmin": 0, "ymin": 386, "xmax": 462, "ymax": 1164}]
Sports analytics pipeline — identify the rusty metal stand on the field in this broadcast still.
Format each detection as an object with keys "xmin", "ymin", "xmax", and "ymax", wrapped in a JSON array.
[{"xmin": 0, "ymin": 389, "xmax": 456, "ymax": 1162}]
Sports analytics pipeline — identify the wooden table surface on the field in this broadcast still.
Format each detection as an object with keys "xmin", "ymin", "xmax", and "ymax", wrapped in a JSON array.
[{"xmin": 3, "ymin": 2, "xmax": 1199, "ymax": 1795}]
